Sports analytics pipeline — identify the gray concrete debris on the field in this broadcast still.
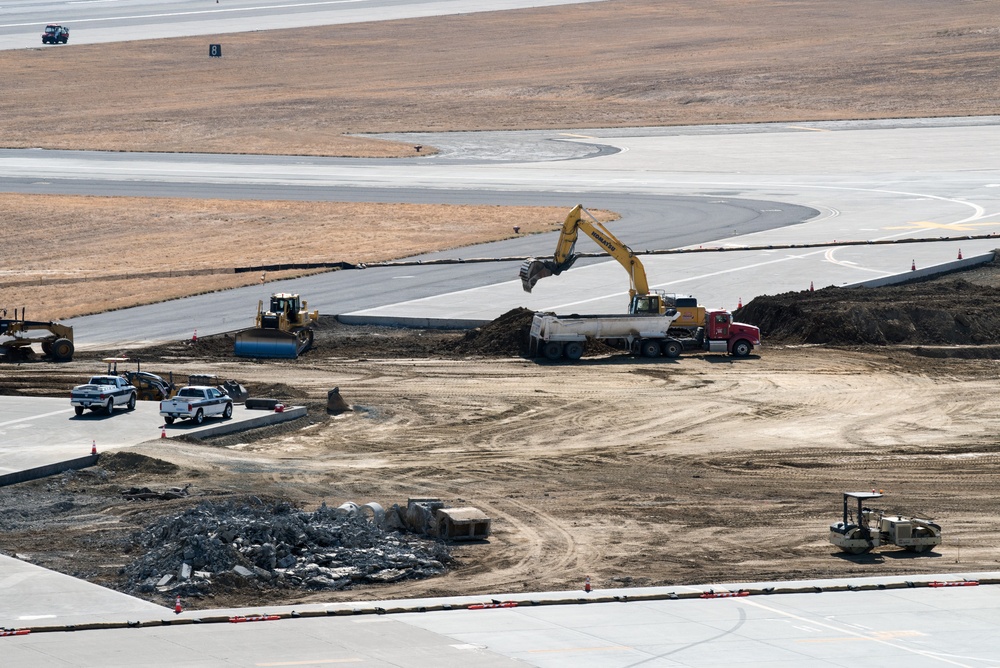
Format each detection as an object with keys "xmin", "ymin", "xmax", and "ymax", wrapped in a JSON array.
[{"xmin": 123, "ymin": 498, "xmax": 452, "ymax": 600}]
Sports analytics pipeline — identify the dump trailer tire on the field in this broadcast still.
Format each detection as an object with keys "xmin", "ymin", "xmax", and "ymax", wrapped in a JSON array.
[
  {"xmin": 51, "ymin": 338, "xmax": 74, "ymax": 362},
  {"xmin": 542, "ymin": 341, "xmax": 564, "ymax": 360},
  {"xmin": 564, "ymin": 342, "xmax": 584, "ymax": 360},
  {"xmin": 662, "ymin": 340, "xmax": 682, "ymax": 358},
  {"xmin": 640, "ymin": 339, "xmax": 661, "ymax": 358}
]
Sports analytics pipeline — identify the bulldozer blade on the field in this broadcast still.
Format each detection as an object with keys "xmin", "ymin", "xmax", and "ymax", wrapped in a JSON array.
[{"xmin": 234, "ymin": 328, "xmax": 308, "ymax": 359}]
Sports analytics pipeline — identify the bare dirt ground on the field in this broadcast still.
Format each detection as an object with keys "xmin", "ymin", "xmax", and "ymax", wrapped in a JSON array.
[{"xmin": 3, "ymin": 266, "xmax": 1000, "ymax": 610}]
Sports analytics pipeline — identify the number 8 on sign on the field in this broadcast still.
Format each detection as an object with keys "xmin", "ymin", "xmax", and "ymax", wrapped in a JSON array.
[{"xmin": 210, "ymin": 44, "xmax": 222, "ymax": 58}]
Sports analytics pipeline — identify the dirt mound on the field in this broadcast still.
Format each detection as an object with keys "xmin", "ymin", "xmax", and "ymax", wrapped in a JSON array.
[
  {"xmin": 99, "ymin": 452, "xmax": 179, "ymax": 475},
  {"xmin": 737, "ymin": 277, "xmax": 1000, "ymax": 346},
  {"xmin": 456, "ymin": 307, "xmax": 536, "ymax": 356}
]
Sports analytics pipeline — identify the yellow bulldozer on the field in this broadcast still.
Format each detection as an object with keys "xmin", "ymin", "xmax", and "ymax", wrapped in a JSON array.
[
  {"xmin": 1, "ymin": 308, "xmax": 74, "ymax": 362},
  {"xmin": 233, "ymin": 293, "xmax": 319, "ymax": 359}
]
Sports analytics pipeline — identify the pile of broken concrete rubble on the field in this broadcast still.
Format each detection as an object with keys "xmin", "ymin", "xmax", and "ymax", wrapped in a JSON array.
[{"xmin": 123, "ymin": 497, "xmax": 453, "ymax": 599}]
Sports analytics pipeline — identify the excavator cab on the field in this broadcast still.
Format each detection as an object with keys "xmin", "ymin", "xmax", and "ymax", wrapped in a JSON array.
[{"xmin": 630, "ymin": 294, "xmax": 665, "ymax": 315}]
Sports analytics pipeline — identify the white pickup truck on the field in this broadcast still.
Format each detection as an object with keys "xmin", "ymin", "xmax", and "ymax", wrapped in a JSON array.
[
  {"xmin": 160, "ymin": 385, "xmax": 233, "ymax": 425},
  {"xmin": 71, "ymin": 375, "xmax": 137, "ymax": 415}
]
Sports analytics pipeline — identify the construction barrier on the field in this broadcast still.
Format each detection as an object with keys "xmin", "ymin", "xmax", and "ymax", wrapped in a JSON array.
[
  {"xmin": 928, "ymin": 580, "xmax": 979, "ymax": 588},
  {"xmin": 700, "ymin": 590, "xmax": 749, "ymax": 599},
  {"xmin": 1, "ymin": 629, "xmax": 30, "ymax": 637},
  {"xmin": 229, "ymin": 615, "xmax": 281, "ymax": 623},
  {"xmin": 467, "ymin": 602, "xmax": 518, "ymax": 610}
]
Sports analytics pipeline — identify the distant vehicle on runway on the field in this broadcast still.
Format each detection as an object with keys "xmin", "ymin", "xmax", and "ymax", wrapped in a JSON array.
[{"xmin": 41, "ymin": 25, "xmax": 69, "ymax": 44}]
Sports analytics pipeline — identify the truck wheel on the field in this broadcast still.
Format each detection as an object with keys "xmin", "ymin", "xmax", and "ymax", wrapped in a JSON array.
[
  {"xmin": 74, "ymin": 406, "xmax": 84, "ymax": 416},
  {"xmin": 223, "ymin": 402, "xmax": 233, "ymax": 419},
  {"xmin": 126, "ymin": 393, "xmax": 137, "ymax": 411},
  {"xmin": 564, "ymin": 342, "xmax": 584, "ymax": 361},
  {"xmin": 640, "ymin": 339, "xmax": 661, "ymax": 358},
  {"xmin": 194, "ymin": 408, "xmax": 205, "ymax": 425},
  {"xmin": 731, "ymin": 339, "xmax": 752, "ymax": 358},
  {"xmin": 542, "ymin": 342, "xmax": 564, "ymax": 360},
  {"xmin": 164, "ymin": 417, "xmax": 175, "ymax": 425},
  {"xmin": 662, "ymin": 340, "xmax": 682, "ymax": 358},
  {"xmin": 104, "ymin": 398, "xmax": 115, "ymax": 415},
  {"xmin": 51, "ymin": 338, "xmax": 74, "ymax": 362}
]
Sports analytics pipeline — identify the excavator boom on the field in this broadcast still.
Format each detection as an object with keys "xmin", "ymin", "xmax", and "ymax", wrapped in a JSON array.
[{"xmin": 520, "ymin": 204, "xmax": 652, "ymax": 303}]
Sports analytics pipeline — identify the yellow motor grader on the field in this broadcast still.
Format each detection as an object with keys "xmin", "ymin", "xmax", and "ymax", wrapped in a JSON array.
[{"xmin": 0, "ymin": 308, "xmax": 74, "ymax": 362}]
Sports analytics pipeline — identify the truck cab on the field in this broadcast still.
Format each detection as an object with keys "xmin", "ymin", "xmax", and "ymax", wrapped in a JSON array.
[{"xmin": 705, "ymin": 310, "xmax": 760, "ymax": 357}]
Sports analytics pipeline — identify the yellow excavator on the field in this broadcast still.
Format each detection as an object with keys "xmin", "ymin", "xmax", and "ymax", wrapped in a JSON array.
[
  {"xmin": 0, "ymin": 308, "xmax": 75, "ymax": 362},
  {"xmin": 520, "ymin": 204, "xmax": 704, "ymax": 325},
  {"xmin": 233, "ymin": 292, "xmax": 319, "ymax": 359}
]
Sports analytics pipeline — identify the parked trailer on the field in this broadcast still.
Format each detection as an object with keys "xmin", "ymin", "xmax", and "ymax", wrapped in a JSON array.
[{"xmin": 528, "ymin": 309, "xmax": 759, "ymax": 361}]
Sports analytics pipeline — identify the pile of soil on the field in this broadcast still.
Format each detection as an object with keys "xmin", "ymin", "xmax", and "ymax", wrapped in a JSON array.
[{"xmin": 737, "ymin": 273, "xmax": 1000, "ymax": 347}]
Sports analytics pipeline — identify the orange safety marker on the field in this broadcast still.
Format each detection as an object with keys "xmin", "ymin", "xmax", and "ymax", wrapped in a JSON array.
[
  {"xmin": 737, "ymin": 297, "xmax": 743, "ymax": 309},
  {"xmin": 229, "ymin": 614, "xmax": 281, "ymax": 623},
  {"xmin": 161, "ymin": 426, "xmax": 167, "ymax": 439},
  {"xmin": 958, "ymin": 248, "xmax": 963, "ymax": 260},
  {"xmin": 467, "ymin": 602, "xmax": 518, "ymax": 610},
  {"xmin": 809, "ymin": 281, "xmax": 814, "ymax": 292},
  {"xmin": 584, "ymin": 576, "xmax": 592, "ymax": 593},
  {"xmin": 191, "ymin": 329, "xmax": 198, "ymax": 343},
  {"xmin": 700, "ymin": 590, "xmax": 749, "ymax": 599},
  {"xmin": 911, "ymin": 259, "xmax": 916, "ymax": 271},
  {"xmin": 928, "ymin": 580, "xmax": 979, "ymax": 588},
  {"xmin": 0, "ymin": 629, "xmax": 30, "ymax": 637},
  {"xmin": 91, "ymin": 440, "xmax": 97, "ymax": 456},
  {"xmin": 174, "ymin": 595, "xmax": 182, "ymax": 614}
]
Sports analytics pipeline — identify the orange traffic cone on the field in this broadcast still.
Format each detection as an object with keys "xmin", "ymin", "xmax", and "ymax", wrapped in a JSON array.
[
  {"xmin": 191, "ymin": 329, "xmax": 198, "ymax": 343},
  {"xmin": 809, "ymin": 281, "xmax": 814, "ymax": 292},
  {"xmin": 737, "ymin": 297, "xmax": 743, "ymax": 309},
  {"xmin": 958, "ymin": 248, "xmax": 963, "ymax": 260},
  {"xmin": 584, "ymin": 576, "xmax": 592, "ymax": 593},
  {"xmin": 161, "ymin": 426, "xmax": 167, "ymax": 439},
  {"xmin": 911, "ymin": 260, "xmax": 916, "ymax": 271},
  {"xmin": 91, "ymin": 440, "xmax": 97, "ymax": 456},
  {"xmin": 175, "ymin": 595, "xmax": 182, "ymax": 614}
]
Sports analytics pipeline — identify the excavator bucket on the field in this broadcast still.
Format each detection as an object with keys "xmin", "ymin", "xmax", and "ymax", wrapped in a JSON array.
[
  {"xmin": 520, "ymin": 258, "xmax": 556, "ymax": 293},
  {"xmin": 234, "ymin": 327, "xmax": 313, "ymax": 359}
]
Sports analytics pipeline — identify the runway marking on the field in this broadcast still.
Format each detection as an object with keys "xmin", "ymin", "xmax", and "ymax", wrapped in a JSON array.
[
  {"xmin": 885, "ymin": 220, "xmax": 1000, "ymax": 232},
  {"xmin": 558, "ymin": 133, "xmax": 597, "ymax": 139},
  {"xmin": 0, "ymin": 408, "xmax": 74, "ymax": 427},
  {"xmin": 256, "ymin": 659, "xmax": 363, "ymax": 666},
  {"xmin": 735, "ymin": 597, "xmax": 975, "ymax": 667},
  {"xmin": 785, "ymin": 125, "xmax": 830, "ymax": 132},
  {"xmin": 0, "ymin": 0, "xmax": 370, "ymax": 28}
]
